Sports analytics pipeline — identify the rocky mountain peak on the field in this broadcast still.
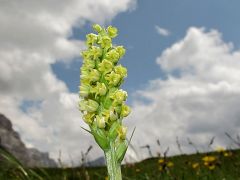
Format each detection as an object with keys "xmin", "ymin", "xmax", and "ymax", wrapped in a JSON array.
[
  {"xmin": 0, "ymin": 113, "xmax": 56, "ymax": 167},
  {"xmin": 0, "ymin": 114, "xmax": 12, "ymax": 131}
]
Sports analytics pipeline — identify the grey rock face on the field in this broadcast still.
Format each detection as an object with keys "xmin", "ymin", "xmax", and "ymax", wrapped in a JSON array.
[{"xmin": 0, "ymin": 114, "xmax": 56, "ymax": 167}]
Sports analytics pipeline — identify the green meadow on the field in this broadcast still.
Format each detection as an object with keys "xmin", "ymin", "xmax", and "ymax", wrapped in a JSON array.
[{"xmin": 1, "ymin": 146, "xmax": 240, "ymax": 180}]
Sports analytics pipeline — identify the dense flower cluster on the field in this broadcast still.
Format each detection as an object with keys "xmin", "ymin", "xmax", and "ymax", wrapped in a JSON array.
[{"xmin": 79, "ymin": 24, "xmax": 131, "ymax": 153}]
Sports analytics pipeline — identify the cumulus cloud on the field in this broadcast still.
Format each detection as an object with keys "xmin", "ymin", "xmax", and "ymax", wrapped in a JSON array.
[
  {"xmin": 0, "ymin": 0, "xmax": 136, "ymax": 164},
  {"xmin": 1, "ymin": 0, "xmax": 239, "ymax": 165},
  {"xmin": 126, "ymin": 27, "xmax": 240, "ymax": 160},
  {"xmin": 155, "ymin": 25, "xmax": 170, "ymax": 37}
]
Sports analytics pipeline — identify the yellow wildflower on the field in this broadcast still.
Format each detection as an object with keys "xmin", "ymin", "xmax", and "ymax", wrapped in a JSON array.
[
  {"xmin": 167, "ymin": 161, "xmax": 174, "ymax": 167},
  {"xmin": 209, "ymin": 165, "xmax": 215, "ymax": 170},
  {"xmin": 192, "ymin": 162, "xmax": 199, "ymax": 169},
  {"xmin": 202, "ymin": 155, "xmax": 216, "ymax": 162},
  {"xmin": 158, "ymin": 159, "xmax": 164, "ymax": 164}
]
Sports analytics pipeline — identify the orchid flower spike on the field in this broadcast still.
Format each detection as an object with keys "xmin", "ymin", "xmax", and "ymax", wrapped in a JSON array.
[{"xmin": 79, "ymin": 24, "xmax": 131, "ymax": 180}]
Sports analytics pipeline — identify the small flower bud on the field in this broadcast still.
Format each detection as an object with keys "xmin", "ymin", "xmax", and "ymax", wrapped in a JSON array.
[
  {"xmin": 106, "ymin": 49, "xmax": 120, "ymax": 63},
  {"xmin": 79, "ymin": 100, "xmax": 86, "ymax": 111},
  {"xmin": 86, "ymin": 99, "xmax": 99, "ymax": 112},
  {"xmin": 121, "ymin": 104, "xmax": 131, "ymax": 117},
  {"xmin": 93, "ymin": 24, "xmax": 102, "ymax": 33},
  {"xmin": 98, "ymin": 59, "xmax": 113, "ymax": 74},
  {"xmin": 109, "ymin": 109, "xmax": 118, "ymax": 121},
  {"xmin": 83, "ymin": 112, "xmax": 95, "ymax": 124},
  {"xmin": 80, "ymin": 65, "xmax": 88, "ymax": 72},
  {"xmin": 91, "ymin": 46, "xmax": 102, "ymax": 59},
  {"xmin": 96, "ymin": 115, "xmax": 106, "ymax": 128},
  {"xmin": 81, "ymin": 50, "xmax": 91, "ymax": 59},
  {"xmin": 114, "ymin": 65, "xmax": 127, "ymax": 78},
  {"xmin": 107, "ymin": 26, "xmax": 118, "ymax": 38},
  {"xmin": 79, "ymin": 84, "xmax": 90, "ymax": 97},
  {"xmin": 80, "ymin": 68, "xmax": 89, "ymax": 80},
  {"xmin": 105, "ymin": 72, "xmax": 121, "ymax": 86},
  {"xmin": 118, "ymin": 126, "xmax": 127, "ymax": 140},
  {"xmin": 93, "ymin": 82, "xmax": 107, "ymax": 96},
  {"xmin": 83, "ymin": 59, "xmax": 95, "ymax": 69},
  {"xmin": 89, "ymin": 69, "xmax": 100, "ymax": 82},
  {"xmin": 115, "ymin": 46, "xmax": 126, "ymax": 58},
  {"xmin": 99, "ymin": 36, "xmax": 112, "ymax": 49},
  {"xmin": 111, "ymin": 89, "xmax": 128, "ymax": 104},
  {"xmin": 86, "ymin": 33, "xmax": 98, "ymax": 47}
]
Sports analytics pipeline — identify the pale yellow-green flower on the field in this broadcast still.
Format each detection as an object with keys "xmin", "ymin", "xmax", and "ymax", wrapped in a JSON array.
[
  {"xmin": 98, "ymin": 59, "xmax": 113, "ymax": 74},
  {"xmin": 86, "ymin": 33, "xmax": 98, "ymax": 47},
  {"xmin": 96, "ymin": 115, "xmax": 106, "ymax": 128},
  {"xmin": 99, "ymin": 35, "xmax": 112, "ymax": 49},
  {"xmin": 121, "ymin": 104, "xmax": 131, "ymax": 117},
  {"xmin": 109, "ymin": 109, "xmax": 118, "ymax": 121},
  {"xmin": 118, "ymin": 126, "xmax": 127, "ymax": 140},
  {"xmin": 89, "ymin": 69, "xmax": 101, "ymax": 82},
  {"xmin": 105, "ymin": 72, "xmax": 121, "ymax": 86},
  {"xmin": 83, "ymin": 112, "xmax": 95, "ymax": 124},
  {"xmin": 80, "ymin": 67, "xmax": 89, "ymax": 80},
  {"xmin": 111, "ymin": 89, "xmax": 128, "ymax": 104},
  {"xmin": 79, "ymin": 99, "xmax": 99, "ymax": 112},
  {"xmin": 93, "ymin": 82, "xmax": 107, "ymax": 96},
  {"xmin": 81, "ymin": 50, "xmax": 91, "ymax": 59},
  {"xmin": 107, "ymin": 26, "xmax": 118, "ymax": 38},
  {"xmin": 106, "ymin": 49, "xmax": 120, "ymax": 63},
  {"xmin": 83, "ymin": 59, "xmax": 95, "ymax": 69},
  {"xmin": 115, "ymin": 46, "xmax": 126, "ymax": 58},
  {"xmin": 93, "ymin": 24, "xmax": 102, "ymax": 33},
  {"xmin": 90, "ymin": 46, "xmax": 102, "ymax": 59},
  {"xmin": 79, "ymin": 84, "xmax": 90, "ymax": 97},
  {"xmin": 114, "ymin": 65, "xmax": 127, "ymax": 78}
]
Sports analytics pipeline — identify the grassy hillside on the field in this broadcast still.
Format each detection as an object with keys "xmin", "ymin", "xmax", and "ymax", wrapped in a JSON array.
[{"xmin": 1, "ymin": 147, "xmax": 240, "ymax": 180}]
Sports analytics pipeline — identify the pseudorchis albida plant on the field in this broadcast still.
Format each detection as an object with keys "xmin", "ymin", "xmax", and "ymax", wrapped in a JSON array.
[{"xmin": 79, "ymin": 24, "xmax": 133, "ymax": 180}]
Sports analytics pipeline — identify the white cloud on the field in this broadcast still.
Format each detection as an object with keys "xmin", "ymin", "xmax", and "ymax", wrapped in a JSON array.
[
  {"xmin": 0, "ymin": 0, "xmax": 137, "ymax": 164},
  {"xmin": 1, "ymin": 0, "xmax": 239, "ymax": 165},
  {"xmin": 155, "ymin": 25, "xmax": 170, "ymax": 37},
  {"xmin": 126, "ymin": 27, "xmax": 240, "ymax": 160}
]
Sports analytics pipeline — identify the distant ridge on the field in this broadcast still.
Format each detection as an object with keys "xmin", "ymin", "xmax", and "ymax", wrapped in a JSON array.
[{"xmin": 0, "ymin": 114, "xmax": 56, "ymax": 167}]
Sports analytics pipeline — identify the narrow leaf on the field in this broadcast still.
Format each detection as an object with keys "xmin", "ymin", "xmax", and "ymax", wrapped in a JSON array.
[{"xmin": 81, "ymin": 126, "xmax": 92, "ymax": 134}]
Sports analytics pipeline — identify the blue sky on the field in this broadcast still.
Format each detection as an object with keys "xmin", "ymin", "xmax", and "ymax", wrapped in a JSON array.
[{"xmin": 52, "ymin": 0, "xmax": 240, "ymax": 103}]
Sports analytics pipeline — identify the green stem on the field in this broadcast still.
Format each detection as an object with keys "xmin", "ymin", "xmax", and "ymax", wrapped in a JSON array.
[{"xmin": 105, "ymin": 142, "xmax": 122, "ymax": 180}]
